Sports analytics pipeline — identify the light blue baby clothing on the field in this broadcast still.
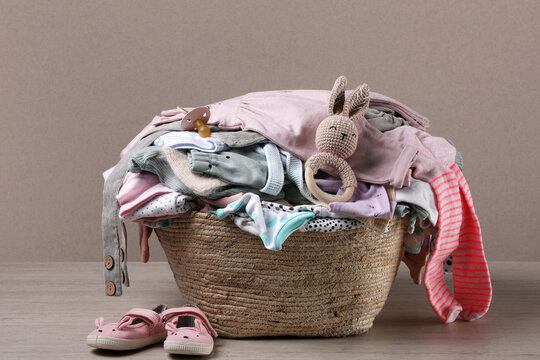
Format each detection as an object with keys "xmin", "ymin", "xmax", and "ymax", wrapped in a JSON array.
[
  {"xmin": 154, "ymin": 131, "xmax": 230, "ymax": 152},
  {"xmin": 231, "ymin": 212, "xmax": 366, "ymax": 235},
  {"xmin": 209, "ymin": 193, "xmax": 315, "ymax": 251}
]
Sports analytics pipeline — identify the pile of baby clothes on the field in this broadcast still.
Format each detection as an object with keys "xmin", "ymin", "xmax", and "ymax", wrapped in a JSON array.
[{"xmin": 102, "ymin": 88, "xmax": 491, "ymax": 324}]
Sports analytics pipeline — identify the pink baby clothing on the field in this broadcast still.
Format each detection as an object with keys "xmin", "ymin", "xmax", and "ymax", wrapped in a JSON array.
[
  {"xmin": 116, "ymin": 171, "xmax": 175, "ymax": 263},
  {"xmin": 382, "ymin": 125, "xmax": 492, "ymax": 322},
  {"xmin": 384, "ymin": 125, "xmax": 456, "ymax": 170},
  {"xmin": 421, "ymin": 164, "xmax": 492, "ymax": 323},
  {"xmin": 120, "ymin": 91, "xmax": 430, "ymax": 158},
  {"xmin": 117, "ymin": 171, "xmax": 174, "ymax": 217},
  {"xmin": 120, "ymin": 109, "xmax": 189, "ymax": 158},
  {"xmin": 136, "ymin": 214, "xmax": 189, "ymax": 263},
  {"xmin": 119, "ymin": 90, "xmax": 430, "ymax": 188},
  {"xmin": 138, "ymin": 223, "xmax": 152, "ymax": 263},
  {"xmin": 206, "ymin": 90, "xmax": 422, "ymax": 188}
]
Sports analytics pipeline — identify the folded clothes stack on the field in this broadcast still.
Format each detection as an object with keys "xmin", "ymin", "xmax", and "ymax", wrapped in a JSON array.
[{"xmin": 103, "ymin": 86, "xmax": 491, "ymax": 323}]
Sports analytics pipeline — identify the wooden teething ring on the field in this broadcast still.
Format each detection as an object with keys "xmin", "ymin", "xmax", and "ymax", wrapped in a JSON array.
[{"xmin": 305, "ymin": 153, "xmax": 357, "ymax": 204}]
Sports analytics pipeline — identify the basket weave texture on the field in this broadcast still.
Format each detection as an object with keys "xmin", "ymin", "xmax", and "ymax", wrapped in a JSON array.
[{"xmin": 156, "ymin": 211, "xmax": 406, "ymax": 338}]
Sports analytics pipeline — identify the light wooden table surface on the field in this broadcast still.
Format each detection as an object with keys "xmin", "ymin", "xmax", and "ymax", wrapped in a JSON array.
[{"xmin": 1, "ymin": 261, "xmax": 538, "ymax": 359}]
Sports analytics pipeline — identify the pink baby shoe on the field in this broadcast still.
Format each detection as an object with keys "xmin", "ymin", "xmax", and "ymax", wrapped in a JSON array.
[
  {"xmin": 162, "ymin": 305, "xmax": 218, "ymax": 355},
  {"xmin": 87, "ymin": 304, "xmax": 168, "ymax": 351}
]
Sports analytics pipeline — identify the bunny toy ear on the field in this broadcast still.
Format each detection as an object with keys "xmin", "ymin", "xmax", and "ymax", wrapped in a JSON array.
[
  {"xmin": 328, "ymin": 76, "xmax": 347, "ymax": 115},
  {"xmin": 343, "ymin": 83, "xmax": 370, "ymax": 121}
]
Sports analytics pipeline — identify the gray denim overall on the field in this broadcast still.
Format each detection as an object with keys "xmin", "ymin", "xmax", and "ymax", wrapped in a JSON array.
[{"xmin": 101, "ymin": 122, "xmax": 181, "ymax": 295}]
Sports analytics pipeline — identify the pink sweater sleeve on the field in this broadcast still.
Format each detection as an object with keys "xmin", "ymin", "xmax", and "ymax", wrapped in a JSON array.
[{"xmin": 422, "ymin": 164, "xmax": 492, "ymax": 322}]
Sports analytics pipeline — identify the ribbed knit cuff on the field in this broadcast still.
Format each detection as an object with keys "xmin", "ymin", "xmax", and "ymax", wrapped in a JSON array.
[
  {"xmin": 285, "ymin": 153, "xmax": 320, "ymax": 204},
  {"xmin": 188, "ymin": 150, "xmax": 213, "ymax": 174},
  {"xmin": 260, "ymin": 143, "xmax": 284, "ymax": 196}
]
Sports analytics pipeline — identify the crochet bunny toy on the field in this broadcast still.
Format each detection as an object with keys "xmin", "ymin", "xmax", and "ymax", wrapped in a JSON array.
[{"xmin": 305, "ymin": 76, "xmax": 370, "ymax": 203}]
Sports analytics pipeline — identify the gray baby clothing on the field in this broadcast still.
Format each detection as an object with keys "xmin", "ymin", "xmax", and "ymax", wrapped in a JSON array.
[
  {"xmin": 272, "ymin": 146, "xmax": 319, "ymax": 204},
  {"xmin": 395, "ymin": 178, "xmax": 438, "ymax": 225},
  {"xmin": 446, "ymin": 139, "xmax": 463, "ymax": 170},
  {"xmin": 283, "ymin": 184, "xmax": 314, "ymax": 205},
  {"xmin": 189, "ymin": 143, "xmax": 319, "ymax": 203},
  {"xmin": 211, "ymin": 131, "xmax": 267, "ymax": 148},
  {"xmin": 129, "ymin": 146, "xmax": 280, "ymax": 200},
  {"xmin": 188, "ymin": 146, "xmax": 270, "ymax": 190},
  {"xmin": 394, "ymin": 203, "xmax": 430, "ymax": 234},
  {"xmin": 129, "ymin": 146, "xmax": 201, "ymax": 196},
  {"xmin": 365, "ymin": 106, "xmax": 409, "ymax": 132}
]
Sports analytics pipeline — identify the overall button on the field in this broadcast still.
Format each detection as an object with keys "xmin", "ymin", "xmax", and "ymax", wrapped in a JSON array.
[
  {"xmin": 105, "ymin": 281, "xmax": 116, "ymax": 296},
  {"xmin": 104, "ymin": 255, "xmax": 114, "ymax": 270}
]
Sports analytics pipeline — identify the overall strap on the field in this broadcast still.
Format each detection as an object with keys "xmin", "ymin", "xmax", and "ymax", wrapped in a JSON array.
[{"xmin": 101, "ymin": 121, "xmax": 181, "ymax": 296}]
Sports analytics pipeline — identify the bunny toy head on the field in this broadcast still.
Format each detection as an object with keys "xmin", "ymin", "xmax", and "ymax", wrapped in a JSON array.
[
  {"xmin": 315, "ymin": 76, "xmax": 370, "ymax": 159},
  {"xmin": 304, "ymin": 76, "xmax": 371, "ymax": 204}
]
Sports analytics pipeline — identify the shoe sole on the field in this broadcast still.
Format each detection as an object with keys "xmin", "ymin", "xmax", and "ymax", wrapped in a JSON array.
[
  {"xmin": 164, "ymin": 340, "xmax": 213, "ymax": 355},
  {"xmin": 86, "ymin": 332, "xmax": 167, "ymax": 351}
]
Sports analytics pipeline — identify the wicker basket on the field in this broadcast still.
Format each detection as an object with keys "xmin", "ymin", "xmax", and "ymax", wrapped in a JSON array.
[{"xmin": 156, "ymin": 211, "xmax": 407, "ymax": 338}]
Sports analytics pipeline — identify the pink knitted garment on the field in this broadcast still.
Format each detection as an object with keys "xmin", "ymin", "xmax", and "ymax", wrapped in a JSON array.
[{"xmin": 423, "ymin": 164, "xmax": 492, "ymax": 322}]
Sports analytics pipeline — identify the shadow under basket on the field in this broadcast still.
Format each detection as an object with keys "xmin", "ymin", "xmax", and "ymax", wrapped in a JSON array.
[{"xmin": 155, "ymin": 211, "xmax": 407, "ymax": 338}]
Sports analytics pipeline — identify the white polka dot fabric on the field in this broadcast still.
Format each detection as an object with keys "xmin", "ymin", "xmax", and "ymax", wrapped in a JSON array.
[
  {"xmin": 299, "ymin": 218, "xmax": 365, "ymax": 233},
  {"xmin": 121, "ymin": 193, "xmax": 196, "ymax": 221},
  {"xmin": 259, "ymin": 201, "xmax": 366, "ymax": 232}
]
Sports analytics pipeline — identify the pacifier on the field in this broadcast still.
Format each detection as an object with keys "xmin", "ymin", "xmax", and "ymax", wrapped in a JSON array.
[{"xmin": 180, "ymin": 106, "xmax": 211, "ymax": 137}]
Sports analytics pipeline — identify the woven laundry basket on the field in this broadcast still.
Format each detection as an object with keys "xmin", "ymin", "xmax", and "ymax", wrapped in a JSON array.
[{"xmin": 156, "ymin": 211, "xmax": 407, "ymax": 338}]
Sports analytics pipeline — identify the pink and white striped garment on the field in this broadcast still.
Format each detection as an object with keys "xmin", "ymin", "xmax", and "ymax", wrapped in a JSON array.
[{"xmin": 424, "ymin": 163, "xmax": 492, "ymax": 323}]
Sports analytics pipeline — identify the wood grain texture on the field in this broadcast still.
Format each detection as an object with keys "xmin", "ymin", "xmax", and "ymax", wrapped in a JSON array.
[{"xmin": 0, "ymin": 262, "xmax": 539, "ymax": 359}]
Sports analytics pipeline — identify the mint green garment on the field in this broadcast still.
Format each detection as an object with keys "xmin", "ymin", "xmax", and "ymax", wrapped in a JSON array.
[{"xmin": 209, "ymin": 193, "xmax": 315, "ymax": 251}]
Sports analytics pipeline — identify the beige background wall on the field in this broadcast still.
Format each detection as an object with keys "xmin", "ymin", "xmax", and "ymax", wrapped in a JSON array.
[{"xmin": 1, "ymin": 0, "xmax": 538, "ymax": 263}]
